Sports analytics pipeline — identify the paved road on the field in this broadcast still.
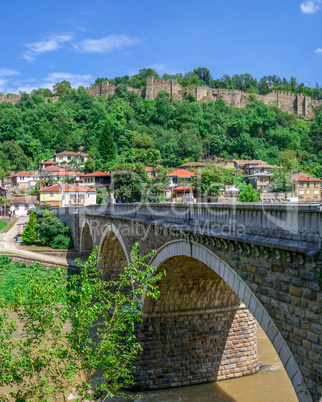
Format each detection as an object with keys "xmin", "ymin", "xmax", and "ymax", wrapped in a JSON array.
[{"xmin": 0, "ymin": 218, "xmax": 77, "ymax": 267}]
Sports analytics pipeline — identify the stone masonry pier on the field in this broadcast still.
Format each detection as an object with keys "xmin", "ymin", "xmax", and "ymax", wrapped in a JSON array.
[{"xmin": 54, "ymin": 203, "xmax": 322, "ymax": 401}]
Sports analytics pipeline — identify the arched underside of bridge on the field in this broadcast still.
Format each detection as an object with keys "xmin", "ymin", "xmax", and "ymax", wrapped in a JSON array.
[
  {"xmin": 136, "ymin": 240, "xmax": 310, "ymax": 401},
  {"xmin": 97, "ymin": 225, "xmax": 129, "ymax": 281},
  {"xmin": 80, "ymin": 221, "xmax": 94, "ymax": 259}
]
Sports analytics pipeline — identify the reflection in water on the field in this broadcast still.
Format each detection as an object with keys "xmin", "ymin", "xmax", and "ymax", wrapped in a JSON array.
[{"xmin": 133, "ymin": 325, "xmax": 298, "ymax": 402}]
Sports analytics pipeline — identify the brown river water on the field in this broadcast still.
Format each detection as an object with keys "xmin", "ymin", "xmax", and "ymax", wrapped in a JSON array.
[{"xmin": 1, "ymin": 314, "xmax": 297, "ymax": 402}]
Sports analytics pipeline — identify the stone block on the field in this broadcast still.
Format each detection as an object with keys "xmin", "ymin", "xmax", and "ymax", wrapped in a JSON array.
[{"xmin": 289, "ymin": 286, "xmax": 302, "ymax": 298}]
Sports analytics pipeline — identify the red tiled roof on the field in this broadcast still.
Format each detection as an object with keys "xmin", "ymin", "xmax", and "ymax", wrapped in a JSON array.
[
  {"xmin": 16, "ymin": 171, "xmax": 39, "ymax": 177},
  {"xmin": 292, "ymin": 173, "xmax": 322, "ymax": 182},
  {"xmin": 83, "ymin": 171, "xmax": 111, "ymax": 177},
  {"xmin": 55, "ymin": 151, "xmax": 79, "ymax": 156},
  {"xmin": 42, "ymin": 165, "xmax": 66, "ymax": 172},
  {"xmin": 167, "ymin": 169, "xmax": 196, "ymax": 178},
  {"xmin": 174, "ymin": 186, "xmax": 195, "ymax": 191},
  {"xmin": 40, "ymin": 183, "xmax": 96, "ymax": 193},
  {"xmin": 145, "ymin": 167, "xmax": 153, "ymax": 172}
]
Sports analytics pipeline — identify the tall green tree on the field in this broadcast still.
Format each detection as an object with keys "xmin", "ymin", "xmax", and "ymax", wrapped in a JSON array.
[
  {"xmin": 22, "ymin": 212, "xmax": 37, "ymax": 244},
  {"xmin": 100, "ymin": 122, "xmax": 117, "ymax": 162}
]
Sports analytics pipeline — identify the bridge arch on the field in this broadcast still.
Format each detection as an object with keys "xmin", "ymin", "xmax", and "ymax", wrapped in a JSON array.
[
  {"xmin": 141, "ymin": 240, "xmax": 308, "ymax": 401},
  {"xmin": 98, "ymin": 224, "xmax": 130, "ymax": 281},
  {"xmin": 80, "ymin": 220, "xmax": 94, "ymax": 258}
]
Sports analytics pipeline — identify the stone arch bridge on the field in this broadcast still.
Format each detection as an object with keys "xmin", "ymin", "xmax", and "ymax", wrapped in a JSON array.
[{"xmin": 54, "ymin": 203, "xmax": 322, "ymax": 401}]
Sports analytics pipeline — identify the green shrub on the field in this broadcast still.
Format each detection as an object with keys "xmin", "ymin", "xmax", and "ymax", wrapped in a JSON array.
[{"xmin": 50, "ymin": 234, "xmax": 72, "ymax": 249}]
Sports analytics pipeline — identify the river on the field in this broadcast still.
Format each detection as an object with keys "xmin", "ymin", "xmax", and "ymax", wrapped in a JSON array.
[{"xmin": 134, "ymin": 324, "xmax": 298, "ymax": 401}]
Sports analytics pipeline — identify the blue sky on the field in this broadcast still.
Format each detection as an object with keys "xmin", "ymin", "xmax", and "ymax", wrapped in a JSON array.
[{"xmin": 0, "ymin": 0, "xmax": 321, "ymax": 94}]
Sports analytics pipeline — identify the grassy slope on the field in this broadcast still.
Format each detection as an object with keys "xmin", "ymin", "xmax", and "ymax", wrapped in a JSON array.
[{"xmin": 0, "ymin": 220, "xmax": 8, "ymax": 232}]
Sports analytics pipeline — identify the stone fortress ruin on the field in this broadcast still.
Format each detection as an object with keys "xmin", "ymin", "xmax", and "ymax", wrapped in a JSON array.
[{"xmin": 1, "ymin": 75, "xmax": 322, "ymax": 118}]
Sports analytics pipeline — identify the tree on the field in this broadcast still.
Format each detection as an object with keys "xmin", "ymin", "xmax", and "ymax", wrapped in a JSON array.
[
  {"xmin": 52, "ymin": 82, "xmax": 71, "ymax": 96},
  {"xmin": 277, "ymin": 149, "xmax": 297, "ymax": 171},
  {"xmin": 238, "ymin": 184, "xmax": 260, "ymax": 202},
  {"xmin": 21, "ymin": 212, "xmax": 37, "ymax": 244},
  {"xmin": 84, "ymin": 157, "xmax": 95, "ymax": 173},
  {"xmin": 193, "ymin": 67, "xmax": 213, "ymax": 87},
  {"xmin": 100, "ymin": 122, "xmax": 117, "ymax": 162},
  {"xmin": 0, "ymin": 244, "xmax": 165, "ymax": 401}
]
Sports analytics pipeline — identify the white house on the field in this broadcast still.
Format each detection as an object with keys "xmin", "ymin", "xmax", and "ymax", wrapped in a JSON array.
[
  {"xmin": 167, "ymin": 169, "xmax": 196, "ymax": 188},
  {"xmin": 13, "ymin": 172, "xmax": 40, "ymax": 189},
  {"xmin": 10, "ymin": 195, "xmax": 37, "ymax": 217},
  {"xmin": 53, "ymin": 151, "xmax": 89, "ymax": 167}
]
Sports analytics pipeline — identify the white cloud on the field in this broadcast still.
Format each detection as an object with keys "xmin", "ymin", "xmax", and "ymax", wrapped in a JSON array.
[
  {"xmin": 300, "ymin": 0, "xmax": 321, "ymax": 13},
  {"xmin": 0, "ymin": 79, "xmax": 7, "ymax": 92},
  {"xmin": 0, "ymin": 68, "xmax": 19, "ymax": 77},
  {"xmin": 149, "ymin": 64, "xmax": 168, "ymax": 73},
  {"xmin": 13, "ymin": 72, "xmax": 93, "ymax": 93},
  {"xmin": 74, "ymin": 34, "xmax": 138, "ymax": 53},
  {"xmin": 315, "ymin": 48, "xmax": 322, "ymax": 53},
  {"xmin": 22, "ymin": 34, "xmax": 73, "ymax": 62}
]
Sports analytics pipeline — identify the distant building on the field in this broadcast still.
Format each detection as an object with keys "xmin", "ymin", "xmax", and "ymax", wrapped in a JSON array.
[
  {"xmin": 38, "ymin": 160, "xmax": 59, "ymax": 170},
  {"xmin": 0, "ymin": 186, "xmax": 14, "ymax": 199},
  {"xmin": 41, "ymin": 165, "xmax": 66, "ymax": 176},
  {"xmin": 173, "ymin": 185, "xmax": 196, "ymax": 202},
  {"xmin": 145, "ymin": 167, "xmax": 159, "ymax": 179},
  {"xmin": 239, "ymin": 160, "xmax": 280, "ymax": 192},
  {"xmin": 10, "ymin": 195, "xmax": 38, "ymax": 217},
  {"xmin": 40, "ymin": 183, "xmax": 96, "ymax": 207},
  {"xmin": 167, "ymin": 169, "xmax": 196, "ymax": 188},
  {"xmin": 292, "ymin": 173, "xmax": 321, "ymax": 201},
  {"xmin": 13, "ymin": 171, "xmax": 40, "ymax": 189},
  {"xmin": 53, "ymin": 151, "xmax": 89, "ymax": 167},
  {"xmin": 82, "ymin": 171, "xmax": 111, "ymax": 189}
]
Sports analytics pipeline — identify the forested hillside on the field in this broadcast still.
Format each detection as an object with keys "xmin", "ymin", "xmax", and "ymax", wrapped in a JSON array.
[{"xmin": 0, "ymin": 78, "xmax": 321, "ymax": 178}]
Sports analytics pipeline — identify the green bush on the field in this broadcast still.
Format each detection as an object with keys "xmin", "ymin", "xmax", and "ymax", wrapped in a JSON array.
[{"xmin": 50, "ymin": 234, "xmax": 72, "ymax": 249}]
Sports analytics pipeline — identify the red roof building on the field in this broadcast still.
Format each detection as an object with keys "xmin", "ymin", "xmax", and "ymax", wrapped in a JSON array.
[
  {"xmin": 291, "ymin": 173, "xmax": 321, "ymax": 201},
  {"xmin": 167, "ymin": 169, "xmax": 196, "ymax": 178}
]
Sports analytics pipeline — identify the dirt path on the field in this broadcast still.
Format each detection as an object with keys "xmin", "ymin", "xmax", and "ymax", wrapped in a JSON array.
[{"xmin": 0, "ymin": 218, "xmax": 77, "ymax": 267}]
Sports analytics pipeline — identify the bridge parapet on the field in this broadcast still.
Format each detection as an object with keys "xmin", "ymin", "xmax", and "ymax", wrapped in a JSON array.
[{"xmin": 54, "ymin": 203, "xmax": 322, "ymax": 253}]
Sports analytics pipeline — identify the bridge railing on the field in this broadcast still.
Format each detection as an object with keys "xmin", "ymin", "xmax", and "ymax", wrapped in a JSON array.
[{"xmin": 54, "ymin": 203, "xmax": 322, "ymax": 250}]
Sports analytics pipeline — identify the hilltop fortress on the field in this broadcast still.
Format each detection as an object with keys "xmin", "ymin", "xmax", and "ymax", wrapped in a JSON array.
[{"xmin": 1, "ymin": 75, "xmax": 322, "ymax": 118}]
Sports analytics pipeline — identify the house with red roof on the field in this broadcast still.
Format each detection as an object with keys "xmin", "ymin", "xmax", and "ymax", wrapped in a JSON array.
[
  {"xmin": 38, "ymin": 160, "xmax": 59, "ymax": 170},
  {"xmin": 40, "ymin": 183, "xmax": 96, "ymax": 207},
  {"xmin": 292, "ymin": 173, "xmax": 321, "ymax": 201},
  {"xmin": 167, "ymin": 169, "xmax": 196, "ymax": 202},
  {"xmin": 167, "ymin": 169, "xmax": 196, "ymax": 187},
  {"xmin": 82, "ymin": 171, "xmax": 111, "ymax": 189},
  {"xmin": 13, "ymin": 171, "xmax": 40, "ymax": 189}
]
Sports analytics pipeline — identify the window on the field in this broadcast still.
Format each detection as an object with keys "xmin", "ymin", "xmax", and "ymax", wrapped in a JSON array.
[
  {"xmin": 314, "ymin": 183, "xmax": 319, "ymax": 188},
  {"xmin": 43, "ymin": 194, "xmax": 46, "ymax": 199},
  {"xmin": 299, "ymin": 190, "xmax": 304, "ymax": 195},
  {"xmin": 306, "ymin": 183, "xmax": 309, "ymax": 187},
  {"xmin": 173, "ymin": 178, "xmax": 178, "ymax": 184},
  {"xmin": 50, "ymin": 192, "xmax": 54, "ymax": 197},
  {"xmin": 307, "ymin": 190, "xmax": 310, "ymax": 195},
  {"xmin": 299, "ymin": 183, "xmax": 304, "ymax": 187},
  {"xmin": 314, "ymin": 190, "xmax": 319, "ymax": 195}
]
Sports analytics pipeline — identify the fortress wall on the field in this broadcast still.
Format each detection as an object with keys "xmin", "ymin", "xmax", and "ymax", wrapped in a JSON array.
[
  {"xmin": 1, "ymin": 77, "xmax": 322, "ymax": 118},
  {"xmin": 0, "ymin": 93, "xmax": 22, "ymax": 104}
]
